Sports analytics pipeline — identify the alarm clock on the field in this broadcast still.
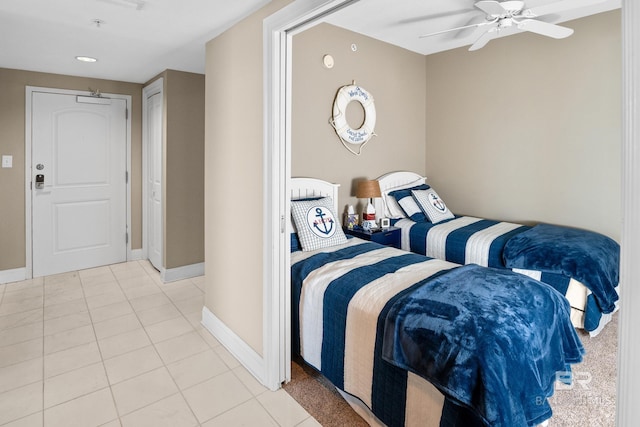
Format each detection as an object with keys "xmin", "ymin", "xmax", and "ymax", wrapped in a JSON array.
[{"xmin": 380, "ymin": 218, "xmax": 390, "ymax": 229}]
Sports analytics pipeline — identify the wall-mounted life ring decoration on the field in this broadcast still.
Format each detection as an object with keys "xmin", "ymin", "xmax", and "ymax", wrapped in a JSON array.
[{"xmin": 329, "ymin": 84, "xmax": 377, "ymax": 155}]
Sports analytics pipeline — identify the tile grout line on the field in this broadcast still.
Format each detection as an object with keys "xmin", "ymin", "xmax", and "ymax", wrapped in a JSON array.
[
  {"xmin": 78, "ymin": 266, "xmax": 121, "ymax": 427},
  {"xmin": 0, "ymin": 277, "xmax": 44, "ymax": 425},
  {"xmin": 40, "ymin": 275, "xmax": 45, "ymax": 427},
  {"xmin": 1, "ymin": 262, "xmax": 299, "ymax": 427},
  {"xmin": 118, "ymin": 260, "xmax": 260, "ymax": 426},
  {"xmin": 139, "ymin": 261, "xmax": 215, "ymax": 426},
  {"xmin": 107, "ymin": 260, "xmax": 204, "ymax": 425}
]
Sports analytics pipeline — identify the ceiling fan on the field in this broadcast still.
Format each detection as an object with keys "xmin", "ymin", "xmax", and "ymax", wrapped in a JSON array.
[{"xmin": 420, "ymin": 0, "xmax": 606, "ymax": 51}]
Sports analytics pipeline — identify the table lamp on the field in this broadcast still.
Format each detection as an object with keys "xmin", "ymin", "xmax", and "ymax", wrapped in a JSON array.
[{"xmin": 356, "ymin": 180, "xmax": 382, "ymax": 230}]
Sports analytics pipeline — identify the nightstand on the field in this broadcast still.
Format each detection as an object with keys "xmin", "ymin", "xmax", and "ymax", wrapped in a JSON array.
[{"xmin": 344, "ymin": 226, "xmax": 401, "ymax": 249}]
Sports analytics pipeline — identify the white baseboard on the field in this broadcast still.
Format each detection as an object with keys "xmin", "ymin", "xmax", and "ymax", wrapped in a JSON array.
[
  {"xmin": 201, "ymin": 306, "xmax": 270, "ymax": 389},
  {"xmin": 129, "ymin": 249, "xmax": 143, "ymax": 261},
  {"xmin": 161, "ymin": 262, "xmax": 204, "ymax": 283},
  {"xmin": 0, "ymin": 267, "xmax": 27, "ymax": 284}
]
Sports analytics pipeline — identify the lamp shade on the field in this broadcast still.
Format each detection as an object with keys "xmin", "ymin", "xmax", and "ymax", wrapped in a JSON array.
[{"xmin": 356, "ymin": 180, "xmax": 382, "ymax": 199}]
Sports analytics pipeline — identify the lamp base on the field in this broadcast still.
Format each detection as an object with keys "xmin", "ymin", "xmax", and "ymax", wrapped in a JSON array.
[{"xmin": 362, "ymin": 200, "xmax": 377, "ymax": 231}]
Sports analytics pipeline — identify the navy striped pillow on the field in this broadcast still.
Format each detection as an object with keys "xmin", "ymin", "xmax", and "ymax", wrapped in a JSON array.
[{"xmin": 389, "ymin": 184, "xmax": 430, "ymax": 222}]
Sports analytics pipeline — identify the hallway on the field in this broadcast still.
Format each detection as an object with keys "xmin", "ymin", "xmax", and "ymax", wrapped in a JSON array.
[{"xmin": 0, "ymin": 261, "xmax": 319, "ymax": 427}]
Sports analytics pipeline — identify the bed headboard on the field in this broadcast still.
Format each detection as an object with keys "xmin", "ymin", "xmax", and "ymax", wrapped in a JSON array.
[
  {"xmin": 374, "ymin": 171, "xmax": 426, "ymax": 218},
  {"xmin": 290, "ymin": 177, "xmax": 341, "ymax": 232}
]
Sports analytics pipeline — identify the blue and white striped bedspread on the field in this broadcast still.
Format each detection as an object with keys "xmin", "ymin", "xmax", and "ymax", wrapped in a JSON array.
[
  {"xmin": 393, "ymin": 216, "xmax": 619, "ymax": 334},
  {"xmin": 291, "ymin": 239, "xmax": 583, "ymax": 426},
  {"xmin": 394, "ymin": 216, "xmax": 529, "ymax": 268}
]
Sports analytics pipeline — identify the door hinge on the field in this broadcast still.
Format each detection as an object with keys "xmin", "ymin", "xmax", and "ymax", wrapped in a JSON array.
[
  {"xmin": 126, "ymin": 232, "xmax": 129, "ymax": 244},
  {"xmin": 125, "ymin": 108, "xmax": 129, "ymax": 120},
  {"xmin": 125, "ymin": 171, "xmax": 129, "ymax": 183}
]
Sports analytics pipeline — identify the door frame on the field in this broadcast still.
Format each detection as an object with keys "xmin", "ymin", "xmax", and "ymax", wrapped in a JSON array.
[
  {"xmin": 142, "ymin": 78, "xmax": 164, "ymax": 271},
  {"xmin": 25, "ymin": 86, "xmax": 132, "ymax": 279},
  {"xmin": 262, "ymin": 0, "xmax": 361, "ymax": 389}
]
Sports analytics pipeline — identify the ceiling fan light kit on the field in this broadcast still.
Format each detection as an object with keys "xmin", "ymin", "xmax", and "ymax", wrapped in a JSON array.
[{"xmin": 419, "ymin": 0, "xmax": 606, "ymax": 51}]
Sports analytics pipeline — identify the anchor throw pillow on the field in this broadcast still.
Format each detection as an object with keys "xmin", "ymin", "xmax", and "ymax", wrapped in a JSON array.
[
  {"xmin": 411, "ymin": 188, "xmax": 454, "ymax": 224},
  {"xmin": 291, "ymin": 197, "xmax": 347, "ymax": 251}
]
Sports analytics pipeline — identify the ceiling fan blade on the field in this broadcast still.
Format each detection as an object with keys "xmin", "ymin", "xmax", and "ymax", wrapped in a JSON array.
[
  {"xmin": 467, "ymin": 22, "xmax": 494, "ymax": 42},
  {"xmin": 419, "ymin": 22, "xmax": 486, "ymax": 38},
  {"xmin": 474, "ymin": 0, "xmax": 507, "ymax": 16},
  {"xmin": 525, "ymin": 0, "xmax": 607, "ymax": 18},
  {"xmin": 469, "ymin": 27, "xmax": 498, "ymax": 51},
  {"xmin": 517, "ymin": 19, "xmax": 574, "ymax": 38}
]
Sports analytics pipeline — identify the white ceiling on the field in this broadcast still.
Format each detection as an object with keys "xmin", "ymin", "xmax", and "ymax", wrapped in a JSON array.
[
  {"xmin": 0, "ymin": 0, "xmax": 621, "ymax": 84},
  {"xmin": 0, "ymin": 0, "xmax": 272, "ymax": 83},
  {"xmin": 325, "ymin": 0, "xmax": 621, "ymax": 56}
]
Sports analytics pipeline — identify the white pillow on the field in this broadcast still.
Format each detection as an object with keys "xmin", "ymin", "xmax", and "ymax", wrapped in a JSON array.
[
  {"xmin": 411, "ymin": 189, "xmax": 454, "ymax": 224},
  {"xmin": 291, "ymin": 197, "xmax": 347, "ymax": 251}
]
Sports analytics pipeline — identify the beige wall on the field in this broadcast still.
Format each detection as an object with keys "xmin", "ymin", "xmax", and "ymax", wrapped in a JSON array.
[
  {"xmin": 204, "ymin": 0, "xmax": 292, "ymax": 355},
  {"xmin": 292, "ymin": 23, "xmax": 427, "ymax": 215},
  {"xmin": 203, "ymin": 6, "xmax": 620, "ymax": 363},
  {"xmin": 424, "ymin": 10, "xmax": 621, "ymax": 241},
  {"xmin": 163, "ymin": 70, "xmax": 205, "ymax": 269},
  {"xmin": 291, "ymin": 14, "xmax": 622, "ymax": 242},
  {"xmin": 0, "ymin": 68, "xmax": 143, "ymax": 272}
]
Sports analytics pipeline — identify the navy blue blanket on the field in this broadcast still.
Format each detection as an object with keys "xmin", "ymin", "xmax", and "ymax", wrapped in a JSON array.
[
  {"xmin": 503, "ymin": 224, "xmax": 620, "ymax": 314},
  {"xmin": 382, "ymin": 264, "xmax": 584, "ymax": 427}
]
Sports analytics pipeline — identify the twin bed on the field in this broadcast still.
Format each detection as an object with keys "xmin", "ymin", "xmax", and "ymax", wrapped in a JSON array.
[
  {"xmin": 374, "ymin": 171, "xmax": 620, "ymax": 336},
  {"xmin": 289, "ymin": 176, "xmax": 596, "ymax": 427}
]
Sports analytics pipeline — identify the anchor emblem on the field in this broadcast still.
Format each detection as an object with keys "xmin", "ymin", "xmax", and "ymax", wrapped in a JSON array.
[
  {"xmin": 429, "ymin": 193, "xmax": 446, "ymax": 212},
  {"xmin": 307, "ymin": 206, "xmax": 336, "ymax": 238}
]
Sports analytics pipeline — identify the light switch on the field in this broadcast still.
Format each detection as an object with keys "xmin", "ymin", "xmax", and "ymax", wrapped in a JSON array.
[{"xmin": 2, "ymin": 155, "xmax": 12, "ymax": 168}]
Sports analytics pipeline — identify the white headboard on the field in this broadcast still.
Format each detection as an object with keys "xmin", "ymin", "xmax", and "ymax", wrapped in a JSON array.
[
  {"xmin": 290, "ymin": 177, "xmax": 340, "ymax": 232},
  {"xmin": 374, "ymin": 171, "xmax": 427, "ymax": 218}
]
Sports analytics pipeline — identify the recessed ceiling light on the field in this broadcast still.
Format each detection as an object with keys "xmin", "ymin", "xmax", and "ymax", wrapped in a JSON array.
[
  {"xmin": 76, "ymin": 56, "xmax": 98, "ymax": 63},
  {"xmin": 97, "ymin": 0, "xmax": 145, "ymax": 10}
]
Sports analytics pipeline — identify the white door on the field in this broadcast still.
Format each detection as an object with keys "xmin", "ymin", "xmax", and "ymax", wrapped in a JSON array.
[
  {"xmin": 31, "ymin": 91, "xmax": 127, "ymax": 277},
  {"xmin": 146, "ymin": 91, "xmax": 163, "ymax": 271}
]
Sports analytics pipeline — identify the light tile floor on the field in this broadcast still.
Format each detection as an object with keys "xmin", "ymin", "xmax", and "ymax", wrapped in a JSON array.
[{"xmin": 0, "ymin": 260, "xmax": 321, "ymax": 427}]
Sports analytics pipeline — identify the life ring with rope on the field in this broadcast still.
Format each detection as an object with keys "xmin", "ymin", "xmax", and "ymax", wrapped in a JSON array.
[{"xmin": 329, "ymin": 84, "xmax": 376, "ymax": 155}]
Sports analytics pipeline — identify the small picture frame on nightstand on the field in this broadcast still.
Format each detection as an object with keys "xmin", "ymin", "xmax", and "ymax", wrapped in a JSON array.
[{"xmin": 380, "ymin": 218, "xmax": 390, "ymax": 229}]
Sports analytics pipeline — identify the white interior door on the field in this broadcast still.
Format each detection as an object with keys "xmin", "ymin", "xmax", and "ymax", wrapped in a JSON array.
[
  {"xmin": 31, "ymin": 91, "xmax": 127, "ymax": 277},
  {"xmin": 146, "ymin": 91, "xmax": 163, "ymax": 271}
]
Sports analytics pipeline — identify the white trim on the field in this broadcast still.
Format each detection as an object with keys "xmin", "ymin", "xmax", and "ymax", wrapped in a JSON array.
[
  {"xmin": 263, "ymin": 0, "xmax": 360, "ymax": 391},
  {"xmin": 201, "ymin": 306, "xmax": 265, "ymax": 383},
  {"xmin": 25, "ymin": 89, "xmax": 34, "ymax": 278},
  {"xmin": 25, "ymin": 86, "xmax": 132, "ymax": 279},
  {"xmin": 160, "ymin": 262, "xmax": 205, "ymax": 283},
  {"xmin": 618, "ymin": 1, "xmax": 640, "ymax": 424},
  {"xmin": 0, "ymin": 268, "xmax": 27, "ymax": 285},
  {"xmin": 129, "ymin": 249, "xmax": 143, "ymax": 261},
  {"xmin": 142, "ymin": 78, "xmax": 164, "ymax": 269}
]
